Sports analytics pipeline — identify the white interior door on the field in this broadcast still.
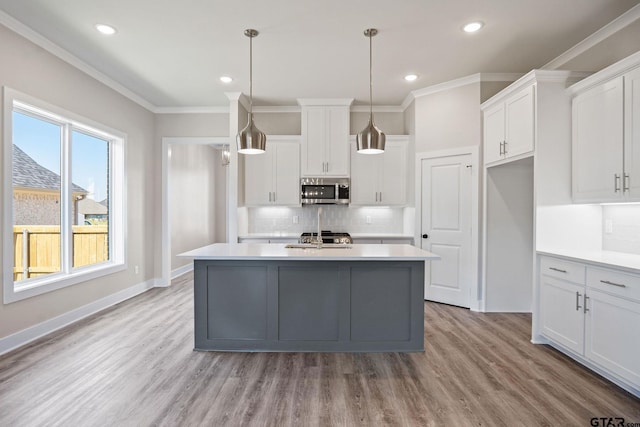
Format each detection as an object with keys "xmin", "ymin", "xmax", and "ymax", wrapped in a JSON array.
[{"xmin": 420, "ymin": 154, "xmax": 472, "ymax": 307}]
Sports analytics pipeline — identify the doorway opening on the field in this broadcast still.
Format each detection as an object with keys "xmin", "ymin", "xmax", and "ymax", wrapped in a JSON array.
[{"xmin": 161, "ymin": 137, "xmax": 229, "ymax": 286}]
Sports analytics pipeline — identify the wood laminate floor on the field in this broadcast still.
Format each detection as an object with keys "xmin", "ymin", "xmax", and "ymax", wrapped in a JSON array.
[{"xmin": 1, "ymin": 273, "xmax": 639, "ymax": 427}]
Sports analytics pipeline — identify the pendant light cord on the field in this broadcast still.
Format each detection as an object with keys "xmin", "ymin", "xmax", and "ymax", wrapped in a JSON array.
[
  {"xmin": 369, "ymin": 31, "xmax": 373, "ymax": 118},
  {"xmin": 249, "ymin": 34, "xmax": 253, "ymax": 115}
]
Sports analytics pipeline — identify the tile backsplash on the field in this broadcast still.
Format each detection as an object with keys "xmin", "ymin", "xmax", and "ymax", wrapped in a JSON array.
[
  {"xmin": 602, "ymin": 204, "xmax": 640, "ymax": 255},
  {"xmin": 248, "ymin": 205, "xmax": 407, "ymax": 234}
]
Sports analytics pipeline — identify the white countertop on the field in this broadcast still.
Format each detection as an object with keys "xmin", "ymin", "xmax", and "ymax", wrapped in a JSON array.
[
  {"xmin": 179, "ymin": 243, "xmax": 440, "ymax": 261},
  {"xmin": 537, "ymin": 249, "xmax": 640, "ymax": 273},
  {"xmin": 238, "ymin": 233, "xmax": 414, "ymax": 240}
]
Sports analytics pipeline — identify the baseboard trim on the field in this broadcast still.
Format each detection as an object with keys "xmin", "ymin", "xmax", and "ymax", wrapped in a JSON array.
[
  {"xmin": 171, "ymin": 263, "xmax": 193, "ymax": 280},
  {"xmin": 0, "ymin": 278, "xmax": 156, "ymax": 356}
]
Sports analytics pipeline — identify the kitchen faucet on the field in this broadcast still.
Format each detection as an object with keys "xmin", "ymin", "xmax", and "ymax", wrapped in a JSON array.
[{"xmin": 316, "ymin": 207, "xmax": 323, "ymax": 249}]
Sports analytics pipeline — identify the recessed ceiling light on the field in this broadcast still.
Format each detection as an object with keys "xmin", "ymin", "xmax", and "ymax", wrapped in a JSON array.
[
  {"xmin": 220, "ymin": 76, "xmax": 233, "ymax": 84},
  {"xmin": 95, "ymin": 24, "xmax": 117, "ymax": 35},
  {"xmin": 404, "ymin": 74, "xmax": 418, "ymax": 82},
  {"xmin": 463, "ymin": 21, "xmax": 484, "ymax": 33}
]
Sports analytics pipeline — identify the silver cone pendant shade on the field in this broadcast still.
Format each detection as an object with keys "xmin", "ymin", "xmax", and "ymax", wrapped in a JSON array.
[
  {"xmin": 357, "ymin": 116, "xmax": 385, "ymax": 154},
  {"xmin": 357, "ymin": 28, "xmax": 385, "ymax": 154},
  {"xmin": 237, "ymin": 113, "xmax": 266, "ymax": 154},
  {"xmin": 237, "ymin": 28, "xmax": 266, "ymax": 154}
]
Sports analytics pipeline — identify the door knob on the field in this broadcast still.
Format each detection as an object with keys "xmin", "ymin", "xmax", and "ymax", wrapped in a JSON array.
[{"xmin": 422, "ymin": 234, "xmax": 429, "ymax": 239}]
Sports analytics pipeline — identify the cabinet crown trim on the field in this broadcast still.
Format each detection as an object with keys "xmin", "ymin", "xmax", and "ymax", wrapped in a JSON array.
[
  {"xmin": 481, "ymin": 70, "xmax": 590, "ymax": 110},
  {"xmin": 567, "ymin": 50, "xmax": 640, "ymax": 95}
]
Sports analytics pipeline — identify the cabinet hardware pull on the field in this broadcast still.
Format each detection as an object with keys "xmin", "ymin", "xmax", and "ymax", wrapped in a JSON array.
[
  {"xmin": 614, "ymin": 174, "xmax": 621, "ymax": 192},
  {"xmin": 584, "ymin": 294, "xmax": 589, "ymax": 313},
  {"xmin": 600, "ymin": 279, "xmax": 626, "ymax": 288},
  {"xmin": 623, "ymin": 173, "xmax": 630, "ymax": 192},
  {"xmin": 576, "ymin": 291, "xmax": 582, "ymax": 311},
  {"xmin": 549, "ymin": 267, "xmax": 567, "ymax": 273},
  {"xmin": 268, "ymin": 192, "xmax": 271, "ymax": 202},
  {"xmin": 379, "ymin": 192, "xmax": 382, "ymax": 202},
  {"xmin": 499, "ymin": 141, "xmax": 503, "ymax": 156},
  {"xmin": 503, "ymin": 141, "xmax": 508, "ymax": 155},
  {"xmin": 273, "ymin": 192, "xmax": 276, "ymax": 202}
]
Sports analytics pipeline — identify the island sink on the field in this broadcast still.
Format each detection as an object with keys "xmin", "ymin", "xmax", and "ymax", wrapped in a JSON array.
[{"xmin": 284, "ymin": 243, "xmax": 352, "ymax": 249}]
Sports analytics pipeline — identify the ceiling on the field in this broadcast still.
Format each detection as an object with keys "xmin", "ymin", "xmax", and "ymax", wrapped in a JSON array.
[{"xmin": 1, "ymin": 0, "xmax": 639, "ymax": 109}]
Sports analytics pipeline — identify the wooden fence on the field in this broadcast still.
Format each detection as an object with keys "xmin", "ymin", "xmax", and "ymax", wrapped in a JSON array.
[{"xmin": 13, "ymin": 225, "xmax": 109, "ymax": 281}]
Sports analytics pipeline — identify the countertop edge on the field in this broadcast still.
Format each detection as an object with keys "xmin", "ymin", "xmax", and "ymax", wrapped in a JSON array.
[{"xmin": 537, "ymin": 250, "xmax": 640, "ymax": 274}]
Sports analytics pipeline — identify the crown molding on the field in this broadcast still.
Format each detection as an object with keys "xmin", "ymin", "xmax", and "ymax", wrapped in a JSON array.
[
  {"xmin": 567, "ymin": 49, "xmax": 640, "ymax": 95},
  {"xmin": 351, "ymin": 105, "xmax": 404, "ymax": 113},
  {"xmin": 155, "ymin": 106, "xmax": 230, "ymax": 114},
  {"xmin": 0, "ymin": 11, "xmax": 157, "ymax": 112},
  {"xmin": 403, "ymin": 72, "xmax": 523, "ymax": 108},
  {"xmin": 543, "ymin": 4, "xmax": 640, "ymax": 70},
  {"xmin": 252, "ymin": 105, "xmax": 301, "ymax": 113},
  {"xmin": 297, "ymin": 98, "xmax": 354, "ymax": 106},
  {"xmin": 481, "ymin": 70, "xmax": 591, "ymax": 109}
]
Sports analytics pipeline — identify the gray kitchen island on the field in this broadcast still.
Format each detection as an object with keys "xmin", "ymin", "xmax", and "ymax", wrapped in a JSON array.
[{"xmin": 179, "ymin": 243, "xmax": 439, "ymax": 352}]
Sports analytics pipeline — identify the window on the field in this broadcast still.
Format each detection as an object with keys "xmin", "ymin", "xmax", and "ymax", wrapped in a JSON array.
[{"xmin": 3, "ymin": 88, "xmax": 126, "ymax": 303}]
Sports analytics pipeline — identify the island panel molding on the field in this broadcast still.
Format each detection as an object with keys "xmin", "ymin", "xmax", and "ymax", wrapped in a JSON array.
[{"xmin": 191, "ymin": 258, "xmax": 429, "ymax": 351}]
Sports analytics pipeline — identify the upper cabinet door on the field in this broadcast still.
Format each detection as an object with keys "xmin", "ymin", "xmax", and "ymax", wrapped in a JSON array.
[
  {"xmin": 326, "ymin": 107, "xmax": 350, "ymax": 176},
  {"xmin": 505, "ymin": 85, "xmax": 535, "ymax": 159},
  {"xmin": 301, "ymin": 106, "xmax": 350, "ymax": 177},
  {"xmin": 625, "ymin": 67, "xmax": 640, "ymax": 201},
  {"xmin": 350, "ymin": 139, "xmax": 408, "ymax": 206},
  {"xmin": 301, "ymin": 107, "xmax": 326, "ymax": 176},
  {"xmin": 380, "ymin": 141, "xmax": 407, "ymax": 206},
  {"xmin": 572, "ymin": 76, "xmax": 624, "ymax": 203},
  {"xmin": 350, "ymin": 142, "xmax": 379, "ymax": 205},
  {"xmin": 483, "ymin": 104, "xmax": 505, "ymax": 165},
  {"xmin": 273, "ymin": 143, "xmax": 301, "ymax": 206},
  {"xmin": 244, "ymin": 149, "xmax": 274, "ymax": 206}
]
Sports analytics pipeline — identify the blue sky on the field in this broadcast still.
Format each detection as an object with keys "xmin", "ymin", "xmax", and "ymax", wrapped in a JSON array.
[{"xmin": 13, "ymin": 111, "xmax": 108, "ymax": 202}]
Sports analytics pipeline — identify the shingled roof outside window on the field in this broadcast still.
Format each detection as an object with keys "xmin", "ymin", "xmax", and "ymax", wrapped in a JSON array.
[{"xmin": 12, "ymin": 144, "xmax": 87, "ymax": 194}]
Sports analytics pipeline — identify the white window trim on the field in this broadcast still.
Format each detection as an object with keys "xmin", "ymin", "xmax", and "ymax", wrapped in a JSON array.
[{"xmin": 2, "ymin": 87, "xmax": 127, "ymax": 303}]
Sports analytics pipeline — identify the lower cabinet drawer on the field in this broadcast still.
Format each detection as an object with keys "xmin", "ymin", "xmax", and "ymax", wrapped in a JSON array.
[
  {"xmin": 540, "ymin": 257, "xmax": 585, "ymax": 283},
  {"xmin": 587, "ymin": 266, "xmax": 640, "ymax": 302}
]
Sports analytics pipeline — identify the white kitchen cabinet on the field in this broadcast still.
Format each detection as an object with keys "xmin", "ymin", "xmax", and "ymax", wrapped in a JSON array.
[
  {"xmin": 483, "ymin": 85, "xmax": 534, "ymax": 165},
  {"xmin": 625, "ymin": 66, "xmax": 640, "ymax": 199},
  {"xmin": 539, "ymin": 257, "xmax": 586, "ymax": 354},
  {"xmin": 350, "ymin": 138, "xmax": 407, "ymax": 206},
  {"xmin": 300, "ymin": 104, "xmax": 350, "ymax": 177},
  {"xmin": 572, "ymin": 77, "xmax": 624, "ymax": 202},
  {"xmin": 585, "ymin": 289, "xmax": 640, "ymax": 388},
  {"xmin": 570, "ymin": 54, "xmax": 640, "ymax": 203},
  {"xmin": 244, "ymin": 141, "xmax": 300, "ymax": 206},
  {"xmin": 537, "ymin": 254, "xmax": 640, "ymax": 395}
]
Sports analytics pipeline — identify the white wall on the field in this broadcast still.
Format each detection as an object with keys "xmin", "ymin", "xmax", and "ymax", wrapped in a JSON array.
[
  {"xmin": 484, "ymin": 157, "xmax": 534, "ymax": 312},
  {"xmin": 169, "ymin": 144, "xmax": 221, "ymax": 271},
  {"xmin": 0, "ymin": 23, "xmax": 155, "ymax": 339},
  {"xmin": 603, "ymin": 204, "xmax": 640, "ymax": 254},
  {"xmin": 350, "ymin": 111, "xmax": 405, "ymax": 135},
  {"xmin": 414, "ymin": 83, "xmax": 482, "ymax": 152}
]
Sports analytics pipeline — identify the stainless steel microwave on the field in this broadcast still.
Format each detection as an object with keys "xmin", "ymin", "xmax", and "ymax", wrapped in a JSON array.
[{"xmin": 300, "ymin": 178, "xmax": 350, "ymax": 205}]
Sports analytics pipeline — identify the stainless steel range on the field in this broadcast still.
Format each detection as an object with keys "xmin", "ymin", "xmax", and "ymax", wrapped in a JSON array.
[{"xmin": 299, "ymin": 231, "xmax": 352, "ymax": 245}]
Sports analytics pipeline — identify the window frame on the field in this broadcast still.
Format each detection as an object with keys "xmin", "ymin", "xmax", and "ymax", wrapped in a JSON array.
[{"xmin": 3, "ymin": 87, "xmax": 127, "ymax": 303}]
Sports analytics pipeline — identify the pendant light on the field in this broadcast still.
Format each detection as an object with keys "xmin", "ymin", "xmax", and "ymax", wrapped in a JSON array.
[
  {"xmin": 237, "ymin": 29, "xmax": 266, "ymax": 154},
  {"xmin": 356, "ymin": 28, "xmax": 385, "ymax": 154}
]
